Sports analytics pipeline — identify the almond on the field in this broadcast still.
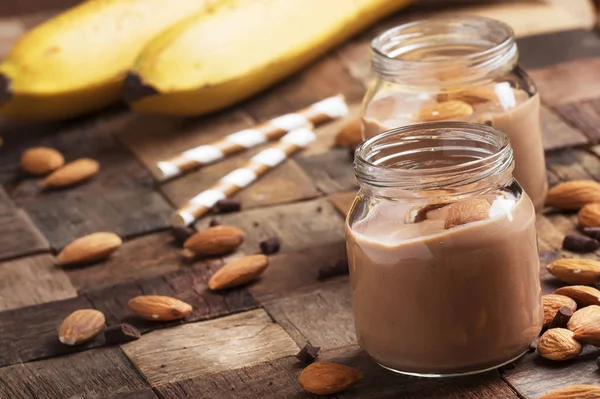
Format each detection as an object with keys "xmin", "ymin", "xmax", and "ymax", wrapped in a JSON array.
[
  {"xmin": 21, "ymin": 147, "xmax": 65, "ymax": 175},
  {"xmin": 128, "ymin": 295, "xmax": 192, "ymax": 321},
  {"xmin": 209, "ymin": 254, "xmax": 268, "ymax": 290},
  {"xmin": 568, "ymin": 305, "xmax": 600, "ymax": 345},
  {"xmin": 183, "ymin": 225, "xmax": 245, "ymax": 257},
  {"xmin": 543, "ymin": 294, "xmax": 577, "ymax": 327},
  {"xmin": 413, "ymin": 100, "xmax": 473, "ymax": 122},
  {"xmin": 579, "ymin": 203, "xmax": 600, "ymax": 228},
  {"xmin": 444, "ymin": 199, "xmax": 490, "ymax": 229},
  {"xmin": 298, "ymin": 362, "xmax": 363, "ymax": 395},
  {"xmin": 537, "ymin": 328, "xmax": 582, "ymax": 361},
  {"xmin": 555, "ymin": 285, "xmax": 600, "ymax": 307},
  {"xmin": 56, "ymin": 232, "xmax": 122, "ymax": 266},
  {"xmin": 540, "ymin": 385, "xmax": 600, "ymax": 399},
  {"xmin": 58, "ymin": 309, "xmax": 105, "ymax": 346},
  {"xmin": 546, "ymin": 180, "xmax": 600, "ymax": 211},
  {"xmin": 43, "ymin": 158, "xmax": 100, "ymax": 188},
  {"xmin": 546, "ymin": 258, "xmax": 600, "ymax": 285},
  {"xmin": 334, "ymin": 117, "xmax": 362, "ymax": 148},
  {"xmin": 437, "ymin": 87, "xmax": 497, "ymax": 104}
]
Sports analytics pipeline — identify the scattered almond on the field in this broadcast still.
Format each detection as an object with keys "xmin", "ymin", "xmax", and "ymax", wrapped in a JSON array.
[
  {"xmin": 579, "ymin": 203, "xmax": 600, "ymax": 228},
  {"xmin": 58, "ymin": 309, "xmax": 105, "ymax": 346},
  {"xmin": 334, "ymin": 117, "xmax": 362, "ymax": 148},
  {"xmin": 437, "ymin": 87, "xmax": 497, "ymax": 104},
  {"xmin": 56, "ymin": 232, "xmax": 122, "ymax": 266},
  {"xmin": 545, "ymin": 180, "xmax": 600, "ymax": 211},
  {"xmin": 21, "ymin": 147, "xmax": 64, "ymax": 175},
  {"xmin": 555, "ymin": 285, "xmax": 600, "ymax": 307},
  {"xmin": 540, "ymin": 385, "xmax": 600, "ymax": 399},
  {"xmin": 209, "ymin": 254, "xmax": 269, "ymax": 290},
  {"xmin": 568, "ymin": 305, "xmax": 600, "ymax": 346},
  {"xmin": 183, "ymin": 225, "xmax": 245, "ymax": 257},
  {"xmin": 128, "ymin": 295, "xmax": 192, "ymax": 321},
  {"xmin": 412, "ymin": 100, "xmax": 473, "ymax": 122},
  {"xmin": 298, "ymin": 362, "xmax": 363, "ymax": 395},
  {"xmin": 444, "ymin": 199, "xmax": 490, "ymax": 229},
  {"xmin": 43, "ymin": 158, "xmax": 100, "ymax": 188},
  {"xmin": 542, "ymin": 294, "xmax": 577, "ymax": 327},
  {"xmin": 546, "ymin": 258, "xmax": 600, "ymax": 285},
  {"xmin": 537, "ymin": 328, "xmax": 582, "ymax": 361}
]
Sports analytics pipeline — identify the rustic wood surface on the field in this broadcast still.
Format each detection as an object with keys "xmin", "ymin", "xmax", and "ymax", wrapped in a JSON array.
[{"xmin": 1, "ymin": 1, "xmax": 600, "ymax": 398}]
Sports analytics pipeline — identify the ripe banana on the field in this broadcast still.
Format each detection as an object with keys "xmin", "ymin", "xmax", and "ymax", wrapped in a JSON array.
[
  {"xmin": 125, "ymin": 0, "xmax": 412, "ymax": 116},
  {"xmin": 0, "ymin": 0, "xmax": 228, "ymax": 121}
]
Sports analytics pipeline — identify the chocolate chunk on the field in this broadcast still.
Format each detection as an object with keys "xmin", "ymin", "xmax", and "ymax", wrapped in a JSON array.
[
  {"xmin": 562, "ymin": 234, "xmax": 600, "ymax": 253},
  {"xmin": 295, "ymin": 343, "xmax": 320, "ymax": 364},
  {"xmin": 583, "ymin": 227, "xmax": 600, "ymax": 241},
  {"xmin": 208, "ymin": 218, "xmax": 221, "ymax": 227},
  {"xmin": 104, "ymin": 323, "xmax": 141, "ymax": 345},
  {"xmin": 318, "ymin": 259, "xmax": 349, "ymax": 280},
  {"xmin": 548, "ymin": 306, "xmax": 573, "ymax": 329},
  {"xmin": 259, "ymin": 237, "xmax": 280, "ymax": 255},
  {"xmin": 171, "ymin": 226, "xmax": 195, "ymax": 246},
  {"xmin": 216, "ymin": 198, "xmax": 241, "ymax": 213}
]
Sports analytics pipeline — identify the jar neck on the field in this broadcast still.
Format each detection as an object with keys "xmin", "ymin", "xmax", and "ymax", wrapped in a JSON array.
[
  {"xmin": 371, "ymin": 17, "xmax": 518, "ymax": 88},
  {"xmin": 354, "ymin": 122, "xmax": 514, "ymax": 197}
]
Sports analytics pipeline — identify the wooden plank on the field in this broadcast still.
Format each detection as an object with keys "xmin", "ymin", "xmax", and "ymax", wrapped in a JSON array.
[
  {"xmin": 263, "ymin": 281, "xmax": 355, "ymax": 350},
  {"xmin": 0, "ymin": 296, "xmax": 103, "ymax": 367},
  {"xmin": 195, "ymin": 198, "xmax": 346, "ymax": 256},
  {"xmin": 529, "ymin": 58, "xmax": 600, "ymax": 107},
  {"xmin": 295, "ymin": 148, "xmax": 357, "ymax": 194},
  {"xmin": 0, "ymin": 207, "xmax": 49, "ymax": 261},
  {"xmin": 0, "ymin": 254, "xmax": 77, "ymax": 311},
  {"xmin": 554, "ymin": 97, "xmax": 600, "ymax": 143},
  {"xmin": 327, "ymin": 191, "xmax": 357, "ymax": 218},
  {"xmin": 84, "ymin": 260, "xmax": 257, "ymax": 333},
  {"xmin": 0, "ymin": 347, "xmax": 152, "ymax": 399},
  {"xmin": 65, "ymin": 232, "xmax": 185, "ymax": 293},
  {"xmin": 545, "ymin": 147, "xmax": 600, "ymax": 182},
  {"xmin": 541, "ymin": 105, "xmax": 590, "ymax": 150},
  {"xmin": 122, "ymin": 309, "xmax": 300, "ymax": 387}
]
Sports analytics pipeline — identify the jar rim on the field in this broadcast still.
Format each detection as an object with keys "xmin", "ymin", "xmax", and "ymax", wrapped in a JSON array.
[{"xmin": 354, "ymin": 121, "xmax": 514, "ymax": 191}]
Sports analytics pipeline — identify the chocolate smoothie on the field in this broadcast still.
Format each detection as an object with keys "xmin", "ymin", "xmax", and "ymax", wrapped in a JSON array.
[
  {"xmin": 362, "ymin": 87, "xmax": 547, "ymax": 212},
  {"xmin": 346, "ymin": 192, "xmax": 542, "ymax": 375}
]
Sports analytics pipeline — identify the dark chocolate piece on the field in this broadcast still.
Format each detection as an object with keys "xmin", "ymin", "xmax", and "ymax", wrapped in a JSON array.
[
  {"xmin": 259, "ymin": 237, "xmax": 280, "ymax": 255},
  {"xmin": 583, "ymin": 227, "xmax": 600, "ymax": 241},
  {"xmin": 216, "ymin": 198, "xmax": 241, "ymax": 213},
  {"xmin": 562, "ymin": 234, "xmax": 600, "ymax": 253},
  {"xmin": 104, "ymin": 323, "xmax": 141, "ymax": 345},
  {"xmin": 548, "ymin": 306, "xmax": 573, "ymax": 329},
  {"xmin": 295, "ymin": 343, "xmax": 321, "ymax": 364},
  {"xmin": 171, "ymin": 226, "xmax": 195, "ymax": 246},
  {"xmin": 318, "ymin": 259, "xmax": 349, "ymax": 280},
  {"xmin": 208, "ymin": 218, "xmax": 221, "ymax": 227}
]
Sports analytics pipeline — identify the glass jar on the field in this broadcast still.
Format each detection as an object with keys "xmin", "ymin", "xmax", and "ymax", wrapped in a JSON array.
[
  {"xmin": 362, "ymin": 16, "xmax": 547, "ymax": 213},
  {"xmin": 346, "ymin": 122, "xmax": 542, "ymax": 377}
]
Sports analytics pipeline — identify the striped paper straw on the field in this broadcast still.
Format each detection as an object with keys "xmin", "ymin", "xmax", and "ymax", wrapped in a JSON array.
[
  {"xmin": 171, "ymin": 126, "xmax": 317, "ymax": 227},
  {"xmin": 156, "ymin": 95, "xmax": 348, "ymax": 181}
]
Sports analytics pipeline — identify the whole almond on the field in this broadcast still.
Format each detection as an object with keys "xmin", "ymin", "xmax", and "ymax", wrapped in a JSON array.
[
  {"xmin": 579, "ymin": 203, "xmax": 600, "ymax": 228},
  {"xmin": 128, "ymin": 295, "xmax": 192, "ymax": 321},
  {"xmin": 298, "ymin": 362, "xmax": 363, "ymax": 395},
  {"xmin": 437, "ymin": 87, "xmax": 497, "ymax": 104},
  {"xmin": 540, "ymin": 385, "xmax": 600, "ymax": 399},
  {"xmin": 413, "ymin": 100, "xmax": 473, "ymax": 122},
  {"xmin": 56, "ymin": 232, "xmax": 122, "ymax": 266},
  {"xmin": 334, "ymin": 117, "xmax": 362, "ymax": 148},
  {"xmin": 537, "ymin": 328, "xmax": 582, "ymax": 361},
  {"xmin": 546, "ymin": 258, "xmax": 600, "ymax": 285},
  {"xmin": 555, "ymin": 285, "xmax": 600, "ymax": 307},
  {"xmin": 209, "ymin": 254, "xmax": 269, "ymax": 290},
  {"xmin": 543, "ymin": 294, "xmax": 577, "ymax": 327},
  {"xmin": 568, "ymin": 305, "xmax": 600, "ymax": 346},
  {"xmin": 58, "ymin": 309, "xmax": 105, "ymax": 346},
  {"xmin": 546, "ymin": 180, "xmax": 600, "ymax": 211},
  {"xmin": 183, "ymin": 225, "xmax": 245, "ymax": 257},
  {"xmin": 21, "ymin": 147, "xmax": 64, "ymax": 175},
  {"xmin": 43, "ymin": 158, "xmax": 99, "ymax": 188},
  {"xmin": 444, "ymin": 199, "xmax": 490, "ymax": 229}
]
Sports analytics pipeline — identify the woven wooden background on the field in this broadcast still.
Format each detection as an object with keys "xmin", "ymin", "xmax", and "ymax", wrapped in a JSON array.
[{"xmin": 1, "ymin": 1, "xmax": 600, "ymax": 398}]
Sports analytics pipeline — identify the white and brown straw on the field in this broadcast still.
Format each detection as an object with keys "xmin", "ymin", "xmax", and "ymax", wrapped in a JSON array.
[
  {"xmin": 171, "ymin": 125, "xmax": 317, "ymax": 227},
  {"xmin": 156, "ymin": 95, "xmax": 348, "ymax": 181}
]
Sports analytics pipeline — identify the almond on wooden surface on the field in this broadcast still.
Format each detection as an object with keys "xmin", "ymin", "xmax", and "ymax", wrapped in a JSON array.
[
  {"xmin": 539, "ymin": 384, "xmax": 600, "ymax": 399},
  {"xmin": 545, "ymin": 180, "xmax": 600, "ymax": 210},
  {"xmin": 43, "ymin": 158, "xmax": 100, "ymax": 188},
  {"xmin": 208, "ymin": 254, "xmax": 269, "ymax": 290},
  {"xmin": 555, "ymin": 285, "xmax": 600, "ymax": 306},
  {"xmin": 542, "ymin": 294, "xmax": 577, "ymax": 327},
  {"xmin": 546, "ymin": 258, "xmax": 600, "ymax": 285},
  {"xmin": 56, "ymin": 232, "xmax": 122, "ymax": 266},
  {"xmin": 579, "ymin": 203, "xmax": 600, "ymax": 228},
  {"xmin": 298, "ymin": 362, "xmax": 363, "ymax": 395},
  {"xmin": 58, "ymin": 309, "xmax": 105, "ymax": 346},
  {"xmin": 568, "ymin": 305, "xmax": 600, "ymax": 346},
  {"xmin": 537, "ymin": 328, "xmax": 582, "ymax": 361},
  {"xmin": 128, "ymin": 295, "xmax": 192, "ymax": 321},
  {"xmin": 182, "ymin": 225, "xmax": 245, "ymax": 257},
  {"xmin": 21, "ymin": 147, "xmax": 64, "ymax": 175}
]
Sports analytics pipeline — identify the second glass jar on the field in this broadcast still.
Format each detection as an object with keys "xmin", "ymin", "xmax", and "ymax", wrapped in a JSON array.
[{"xmin": 362, "ymin": 16, "xmax": 547, "ymax": 212}]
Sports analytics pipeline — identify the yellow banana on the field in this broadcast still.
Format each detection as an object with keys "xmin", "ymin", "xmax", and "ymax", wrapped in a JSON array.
[
  {"xmin": 0, "ymin": 0, "xmax": 228, "ymax": 121},
  {"xmin": 125, "ymin": 0, "xmax": 412, "ymax": 116}
]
